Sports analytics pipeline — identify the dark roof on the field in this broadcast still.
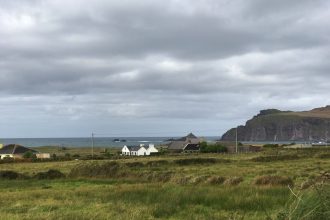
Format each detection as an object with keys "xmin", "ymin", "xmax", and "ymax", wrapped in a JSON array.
[
  {"xmin": 0, "ymin": 144, "xmax": 37, "ymax": 154},
  {"xmin": 126, "ymin": 146, "xmax": 142, "ymax": 151},
  {"xmin": 168, "ymin": 141, "xmax": 186, "ymax": 150},
  {"xmin": 175, "ymin": 133, "xmax": 198, "ymax": 141},
  {"xmin": 186, "ymin": 133, "xmax": 197, "ymax": 139},
  {"xmin": 183, "ymin": 143, "xmax": 200, "ymax": 151}
]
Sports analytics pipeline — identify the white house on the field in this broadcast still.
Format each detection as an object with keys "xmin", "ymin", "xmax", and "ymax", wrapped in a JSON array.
[
  {"xmin": 122, "ymin": 144, "xmax": 158, "ymax": 156},
  {"xmin": 145, "ymin": 144, "xmax": 159, "ymax": 155}
]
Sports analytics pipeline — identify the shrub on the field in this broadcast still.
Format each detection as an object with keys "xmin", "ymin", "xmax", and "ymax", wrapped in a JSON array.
[
  {"xmin": 34, "ymin": 169, "xmax": 66, "ymax": 180},
  {"xmin": 0, "ymin": 170, "xmax": 26, "ymax": 180},
  {"xmin": 254, "ymin": 175, "xmax": 294, "ymax": 187},
  {"xmin": 23, "ymin": 151, "xmax": 36, "ymax": 159},
  {"xmin": 224, "ymin": 177, "xmax": 243, "ymax": 186},
  {"xmin": 0, "ymin": 170, "xmax": 20, "ymax": 180},
  {"xmin": 200, "ymin": 142, "xmax": 227, "ymax": 153}
]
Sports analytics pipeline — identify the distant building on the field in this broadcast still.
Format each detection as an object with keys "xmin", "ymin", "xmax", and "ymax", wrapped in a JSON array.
[
  {"xmin": 122, "ymin": 144, "xmax": 158, "ymax": 156},
  {"xmin": 36, "ymin": 153, "xmax": 51, "ymax": 159},
  {"xmin": 0, "ymin": 144, "xmax": 37, "ymax": 159},
  {"xmin": 167, "ymin": 133, "xmax": 202, "ymax": 152}
]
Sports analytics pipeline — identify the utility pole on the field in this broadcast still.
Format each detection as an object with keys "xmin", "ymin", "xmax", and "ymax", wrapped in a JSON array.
[
  {"xmin": 326, "ymin": 124, "xmax": 328, "ymax": 147},
  {"xmin": 91, "ymin": 132, "xmax": 94, "ymax": 160},
  {"xmin": 235, "ymin": 127, "xmax": 238, "ymax": 153}
]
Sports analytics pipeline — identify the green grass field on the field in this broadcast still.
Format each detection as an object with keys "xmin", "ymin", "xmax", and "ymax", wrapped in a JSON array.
[{"xmin": 0, "ymin": 148, "xmax": 329, "ymax": 219}]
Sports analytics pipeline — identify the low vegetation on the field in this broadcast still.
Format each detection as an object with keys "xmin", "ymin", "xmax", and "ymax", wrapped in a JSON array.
[
  {"xmin": 200, "ymin": 141, "xmax": 227, "ymax": 153},
  {"xmin": 254, "ymin": 175, "xmax": 294, "ymax": 187},
  {"xmin": 0, "ymin": 148, "xmax": 329, "ymax": 219}
]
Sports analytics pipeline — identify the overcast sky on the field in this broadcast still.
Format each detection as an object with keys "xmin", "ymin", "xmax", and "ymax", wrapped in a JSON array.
[{"xmin": 1, "ymin": 0, "xmax": 330, "ymax": 138}]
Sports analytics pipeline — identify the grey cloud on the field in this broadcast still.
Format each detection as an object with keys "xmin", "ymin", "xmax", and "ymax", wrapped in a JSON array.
[{"xmin": 0, "ymin": 0, "xmax": 330, "ymax": 137}]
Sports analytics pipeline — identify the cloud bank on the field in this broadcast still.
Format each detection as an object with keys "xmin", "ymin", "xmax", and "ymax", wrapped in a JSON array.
[{"xmin": 1, "ymin": 0, "xmax": 330, "ymax": 137}]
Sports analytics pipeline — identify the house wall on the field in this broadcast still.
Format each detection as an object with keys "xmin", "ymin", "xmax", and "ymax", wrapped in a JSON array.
[
  {"xmin": 36, "ymin": 153, "xmax": 51, "ymax": 159},
  {"xmin": 137, "ymin": 147, "xmax": 147, "ymax": 156},
  {"xmin": 146, "ymin": 144, "xmax": 158, "ymax": 155},
  {"xmin": 122, "ymin": 146, "xmax": 130, "ymax": 155}
]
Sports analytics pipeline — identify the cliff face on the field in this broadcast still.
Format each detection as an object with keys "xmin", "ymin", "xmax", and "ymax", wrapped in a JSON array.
[{"xmin": 221, "ymin": 106, "xmax": 330, "ymax": 141}]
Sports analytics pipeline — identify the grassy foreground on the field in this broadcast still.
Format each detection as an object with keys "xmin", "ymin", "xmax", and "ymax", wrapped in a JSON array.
[{"xmin": 0, "ymin": 149, "xmax": 329, "ymax": 220}]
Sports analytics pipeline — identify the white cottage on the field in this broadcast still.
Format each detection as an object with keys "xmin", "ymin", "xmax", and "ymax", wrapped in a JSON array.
[
  {"xmin": 145, "ymin": 144, "xmax": 159, "ymax": 155},
  {"xmin": 122, "ymin": 144, "xmax": 158, "ymax": 156}
]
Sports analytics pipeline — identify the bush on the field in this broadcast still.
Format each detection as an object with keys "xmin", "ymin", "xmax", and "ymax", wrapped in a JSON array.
[
  {"xmin": 34, "ymin": 169, "xmax": 66, "ymax": 180},
  {"xmin": 0, "ymin": 170, "xmax": 26, "ymax": 180},
  {"xmin": 254, "ymin": 175, "xmax": 294, "ymax": 187},
  {"xmin": 200, "ymin": 142, "xmax": 227, "ymax": 153},
  {"xmin": 23, "ymin": 151, "xmax": 36, "ymax": 159}
]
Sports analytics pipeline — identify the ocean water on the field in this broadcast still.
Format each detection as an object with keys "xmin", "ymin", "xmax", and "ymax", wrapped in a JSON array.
[{"xmin": 0, "ymin": 136, "xmax": 220, "ymax": 148}]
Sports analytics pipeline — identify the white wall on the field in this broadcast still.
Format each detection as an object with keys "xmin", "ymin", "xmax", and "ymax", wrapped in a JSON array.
[
  {"xmin": 122, "ymin": 146, "xmax": 130, "ymax": 155},
  {"xmin": 146, "ymin": 144, "xmax": 158, "ymax": 155},
  {"xmin": 137, "ymin": 147, "xmax": 147, "ymax": 156}
]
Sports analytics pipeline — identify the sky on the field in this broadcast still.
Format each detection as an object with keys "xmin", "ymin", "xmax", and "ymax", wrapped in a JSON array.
[{"xmin": 1, "ymin": 0, "xmax": 330, "ymax": 138}]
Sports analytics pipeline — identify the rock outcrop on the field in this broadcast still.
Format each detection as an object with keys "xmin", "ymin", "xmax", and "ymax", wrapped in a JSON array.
[{"xmin": 221, "ymin": 106, "xmax": 330, "ymax": 141}]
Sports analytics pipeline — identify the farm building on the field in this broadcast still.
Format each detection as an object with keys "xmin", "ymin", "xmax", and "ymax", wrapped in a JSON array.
[
  {"xmin": 0, "ymin": 144, "xmax": 37, "ymax": 159},
  {"xmin": 122, "ymin": 144, "xmax": 158, "ymax": 156},
  {"xmin": 167, "ymin": 133, "xmax": 202, "ymax": 152}
]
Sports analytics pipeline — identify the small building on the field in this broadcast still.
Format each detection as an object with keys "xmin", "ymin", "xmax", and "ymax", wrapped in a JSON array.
[
  {"xmin": 36, "ymin": 153, "xmax": 51, "ymax": 159},
  {"xmin": 0, "ymin": 144, "xmax": 37, "ymax": 159},
  {"xmin": 121, "ymin": 144, "xmax": 158, "ymax": 156},
  {"xmin": 167, "ymin": 133, "xmax": 202, "ymax": 152},
  {"xmin": 146, "ymin": 144, "xmax": 158, "ymax": 155}
]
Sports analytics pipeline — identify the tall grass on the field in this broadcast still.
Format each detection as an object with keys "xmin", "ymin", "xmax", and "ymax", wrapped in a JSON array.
[
  {"xmin": 278, "ymin": 183, "xmax": 330, "ymax": 220},
  {"xmin": 0, "ymin": 180, "xmax": 290, "ymax": 220}
]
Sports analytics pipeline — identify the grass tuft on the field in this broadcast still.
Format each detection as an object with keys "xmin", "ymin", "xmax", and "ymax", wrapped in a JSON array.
[{"xmin": 254, "ymin": 175, "xmax": 294, "ymax": 187}]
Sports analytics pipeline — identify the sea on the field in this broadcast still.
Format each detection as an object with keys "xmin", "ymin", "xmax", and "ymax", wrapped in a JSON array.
[{"xmin": 0, "ymin": 136, "xmax": 220, "ymax": 148}]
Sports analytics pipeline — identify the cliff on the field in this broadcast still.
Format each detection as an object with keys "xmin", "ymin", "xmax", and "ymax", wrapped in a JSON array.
[{"xmin": 221, "ymin": 106, "xmax": 330, "ymax": 141}]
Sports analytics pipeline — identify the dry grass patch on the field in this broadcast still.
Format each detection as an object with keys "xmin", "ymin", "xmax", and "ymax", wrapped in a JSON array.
[
  {"xmin": 254, "ymin": 175, "xmax": 294, "ymax": 187},
  {"xmin": 224, "ymin": 177, "xmax": 243, "ymax": 186},
  {"xmin": 206, "ymin": 176, "xmax": 226, "ymax": 185}
]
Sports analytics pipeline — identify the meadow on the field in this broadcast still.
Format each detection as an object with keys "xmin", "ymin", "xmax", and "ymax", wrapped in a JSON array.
[{"xmin": 0, "ymin": 148, "xmax": 329, "ymax": 220}]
